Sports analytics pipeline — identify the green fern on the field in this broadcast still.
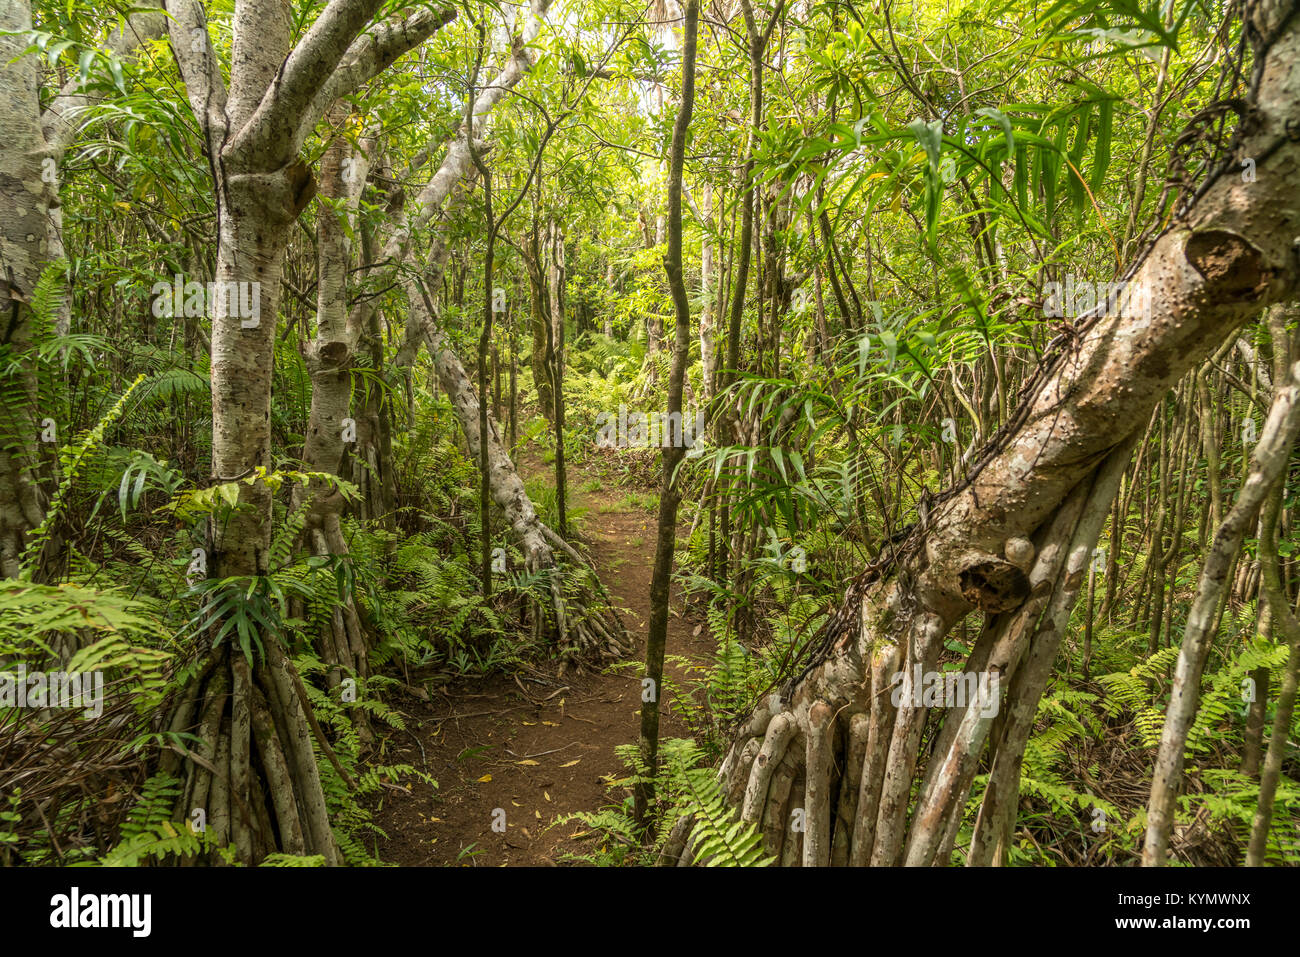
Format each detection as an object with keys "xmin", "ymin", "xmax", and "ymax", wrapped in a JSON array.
[
  {"xmin": 98, "ymin": 773, "xmax": 221, "ymax": 866},
  {"xmin": 677, "ymin": 766, "xmax": 774, "ymax": 866}
]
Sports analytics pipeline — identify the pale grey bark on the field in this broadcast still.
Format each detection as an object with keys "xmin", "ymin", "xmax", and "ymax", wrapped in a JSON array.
[
  {"xmin": 292, "ymin": 109, "xmax": 374, "ymax": 695},
  {"xmin": 370, "ymin": 0, "xmax": 561, "ymax": 571},
  {"xmin": 379, "ymin": 0, "xmax": 554, "ymax": 266},
  {"xmin": 158, "ymin": 0, "xmax": 456, "ymax": 865},
  {"xmin": 0, "ymin": 0, "xmax": 53, "ymax": 579},
  {"xmin": 401, "ymin": 254, "xmax": 555, "ymax": 571}
]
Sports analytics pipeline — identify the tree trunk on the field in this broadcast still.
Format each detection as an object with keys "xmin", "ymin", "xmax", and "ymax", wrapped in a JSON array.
[
  {"xmin": 293, "ymin": 109, "xmax": 374, "ymax": 712},
  {"xmin": 161, "ymin": 0, "xmax": 457, "ymax": 864},
  {"xmin": 1143, "ymin": 358, "xmax": 1300, "ymax": 864},
  {"xmin": 635, "ymin": 0, "xmax": 699, "ymax": 828}
]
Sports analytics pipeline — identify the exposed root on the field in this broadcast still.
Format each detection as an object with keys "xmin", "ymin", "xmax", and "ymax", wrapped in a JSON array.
[
  {"xmin": 531, "ymin": 526, "xmax": 633, "ymax": 672},
  {"xmin": 741, "ymin": 712, "xmax": 796, "ymax": 822},
  {"xmin": 163, "ymin": 642, "xmax": 343, "ymax": 865}
]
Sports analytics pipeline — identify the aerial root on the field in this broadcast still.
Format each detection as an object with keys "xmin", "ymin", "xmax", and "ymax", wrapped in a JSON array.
[
  {"xmin": 657, "ymin": 814, "xmax": 694, "ymax": 866},
  {"xmin": 164, "ymin": 643, "xmax": 342, "ymax": 865},
  {"xmin": 802, "ymin": 700, "xmax": 836, "ymax": 867},
  {"xmin": 741, "ymin": 712, "xmax": 797, "ymax": 822},
  {"xmin": 533, "ymin": 524, "xmax": 634, "ymax": 670},
  {"xmin": 833, "ymin": 713, "xmax": 870, "ymax": 865}
]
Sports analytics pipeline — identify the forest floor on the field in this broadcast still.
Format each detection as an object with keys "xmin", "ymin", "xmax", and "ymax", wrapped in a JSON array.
[{"xmin": 370, "ymin": 453, "xmax": 714, "ymax": 865}]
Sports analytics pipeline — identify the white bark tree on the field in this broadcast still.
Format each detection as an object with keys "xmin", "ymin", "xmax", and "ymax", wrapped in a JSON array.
[
  {"xmin": 157, "ymin": 0, "xmax": 456, "ymax": 863},
  {"xmin": 292, "ymin": 107, "xmax": 375, "ymax": 702}
]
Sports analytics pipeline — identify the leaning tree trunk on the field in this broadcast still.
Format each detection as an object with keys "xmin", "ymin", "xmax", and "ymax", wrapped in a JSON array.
[
  {"xmin": 406, "ymin": 268, "xmax": 631, "ymax": 666},
  {"xmin": 664, "ymin": 0, "xmax": 1300, "ymax": 866},
  {"xmin": 367, "ymin": 0, "xmax": 627, "ymax": 666}
]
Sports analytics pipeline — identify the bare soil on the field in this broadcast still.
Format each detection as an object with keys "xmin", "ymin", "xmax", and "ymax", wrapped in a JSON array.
[{"xmin": 369, "ymin": 459, "xmax": 713, "ymax": 865}]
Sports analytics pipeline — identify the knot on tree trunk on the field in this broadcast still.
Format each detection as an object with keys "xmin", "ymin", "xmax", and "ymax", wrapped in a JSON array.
[
  {"xmin": 313, "ymin": 340, "xmax": 351, "ymax": 369},
  {"xmin": 958, "ymin": 558, "xmax": 1031, "ymax": 613},
  {"xmin": 226, "ymin": 160, "xmax": 317, "ymax": 229},
  {"xmin": 1185, "ymin": 228, "xmax": 1268, "ymax": 299}
]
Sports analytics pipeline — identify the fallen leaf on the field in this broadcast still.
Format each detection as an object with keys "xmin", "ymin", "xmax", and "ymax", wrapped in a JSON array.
[
  {"xmin": 521, "ymin": 721, "xmax": 536, "ymax": 726},
  {"xmin": 516, "ymin": 759, "xmax": 539, "ymax": 766},
  {"xmin": 541, "ymin": 720, "xmax": 559, "ymax": 727},
  {"xmin": 560, "ymin": 759, "xmax": 581, "ymax": 768},
  {"xmin": 544, "ymin": 791, "xmax": 551, "ymax": 802},
  {"xmin": 534, "ymin": 810, "xmax": 541, "ymax": 819},
  {"xmin": 477, "ymin": 774, "xmax": 492, "ymax": 783}
]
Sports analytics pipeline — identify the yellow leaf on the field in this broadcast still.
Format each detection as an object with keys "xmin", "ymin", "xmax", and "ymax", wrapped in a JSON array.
[
  {"xmin": 534, "ymin": 810, "xmax": 541, "ymax": 819},
  {"xmin": 544, "ymin": 791, "xmax": 551, "ymax": 802},
  {"xmin": 477, "ymin": 774, "xmax": 492, "ymax": 783},
  {"xmin": 560, "ymin": 759, "xmax": 580, "ymax": 768},
  {"xmin": 516, "ymin": 759, "xmax": 539, "ymax": 766},
  {"xmin": 521, "ymin": 721, "xmax": 536, "ymax": 726},
  {"xmin": 541, "ymin": 720, "xmax": 559, "ymax": 727},
  {"xmin": 511, "ymin": 800, "xmax": 522, "ymax": 807}
]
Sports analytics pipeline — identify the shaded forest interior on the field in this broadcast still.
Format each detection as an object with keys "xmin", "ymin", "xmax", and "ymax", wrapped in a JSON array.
[{"xmin": 2, "ymin": 0, "xmax": 1300, "ymax": 868}]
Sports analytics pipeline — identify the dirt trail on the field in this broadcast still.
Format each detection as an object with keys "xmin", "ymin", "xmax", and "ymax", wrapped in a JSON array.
[{"xmin": 370, "ymin": 461, "xmax": 713, "ymax": 865}]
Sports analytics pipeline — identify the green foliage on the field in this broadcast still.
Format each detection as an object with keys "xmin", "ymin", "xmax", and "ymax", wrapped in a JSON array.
[
  {"xmin": 98, "ymin": 773, "xmax": 219, "ymax": 866},
  {"xmin": 677, "ymin": 766, "xmax": 774, "ymax": 867},
  {"xmin": 20, "ymin": 372, "xmax": 147, "ymax": 579},
  {"xmin": 556, "ymin": 737, "xmax": 771, "ymax": 866},
  {"xmin": 10, "ymin": 0, "xmax": 1297, "ymax": 872},
  {"xmin": 260, "ymin": 853, "xmax": 328, "ymax": 866}
]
